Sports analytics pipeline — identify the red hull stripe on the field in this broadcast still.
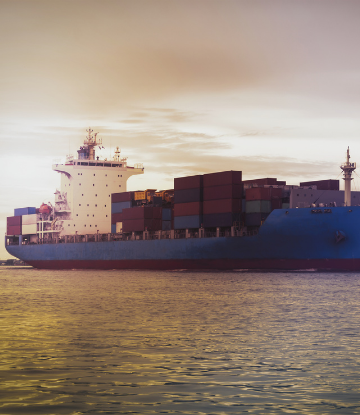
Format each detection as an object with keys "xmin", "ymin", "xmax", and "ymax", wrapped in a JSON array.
[{"xmin": 25, "ymin": 258, "xmax": 360, "ymax": 271}]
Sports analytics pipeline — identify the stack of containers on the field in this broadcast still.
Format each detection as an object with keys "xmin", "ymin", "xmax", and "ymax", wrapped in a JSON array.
[
  {"xmin": 122, "ymin": 206, "xmax": 162, "ymax": 233},
  {"xmin": 245, "ymin": 187, "xmax": 283, "ymax": 226},
  {"xmin": 7, "ymin": 216, "xmax": 22, "ymax": 236},
  {"xmin": 111, "ymin": 192, "xmax": 134, "ymax": 233},
  {"xmin": 162, "ymin": 207, "xmax": 172, "ymax": 230},
  {"xmin": 22, "ymin": 214, "xmax": 37, "ymax": 235},
  {"xmin": 243, "ymin": 178, "xmax": 286, "ymax": 187},
  {"xmin": 300, "ymin": 179, "xmax": 339, "ymax": 191},
  {"xmin": 202, "ymin": 171, "xmax": 242, "ymax": 228},
  {"xmin": 7, "ymin": 207, "xmax": 37, "ymax": 236},
  {"xmin": 174, "ymin": 175, "xmax": 203, "ymax": 229}
]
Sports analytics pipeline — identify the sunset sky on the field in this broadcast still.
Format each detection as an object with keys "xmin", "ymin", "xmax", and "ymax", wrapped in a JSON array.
[{"xmin": 2, "ymin": 0, "xmax": 360, "ymax": 258}]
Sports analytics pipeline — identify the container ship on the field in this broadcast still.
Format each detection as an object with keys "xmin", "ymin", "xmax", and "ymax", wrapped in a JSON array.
[{"xmin": 5, "ymin": 130, "xmax": 360, "ymax": 271}]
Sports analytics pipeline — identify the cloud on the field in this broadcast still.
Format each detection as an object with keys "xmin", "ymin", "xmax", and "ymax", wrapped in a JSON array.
[{"xmin": 3, "ymin": 0, "xmax": 360, "ymax": 120}]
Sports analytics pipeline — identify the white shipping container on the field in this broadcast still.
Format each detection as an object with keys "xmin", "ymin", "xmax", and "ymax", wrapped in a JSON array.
[
  {"xmin": 22, "ymin": 214, "xmax": 37, "ymax": 225},
  {"xmin": 116, "ymin": 222, "xmax": 123, "ymax": 233},
  {"xmin": 22, "ymin": 223, "xmax": 37, "ymax": 235}
]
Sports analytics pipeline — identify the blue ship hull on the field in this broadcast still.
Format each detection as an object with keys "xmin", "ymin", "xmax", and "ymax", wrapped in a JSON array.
[{"xmin": 6, "ymin": 207, "xmax": 360, "ymax": 270}]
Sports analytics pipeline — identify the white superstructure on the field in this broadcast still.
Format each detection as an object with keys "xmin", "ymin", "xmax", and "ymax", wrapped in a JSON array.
[{"xmin": 51, "ymin": 128, "xmax": 144, "ymax": 236}]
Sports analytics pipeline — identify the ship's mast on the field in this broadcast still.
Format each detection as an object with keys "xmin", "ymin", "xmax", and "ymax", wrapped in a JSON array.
[
  {"xmin": 340, "ymin": 147, "xmax": 356, "ymax": 206},
  {"xmin": 83, "ymin": 128, "xmax": 102, "ymax": 160}
]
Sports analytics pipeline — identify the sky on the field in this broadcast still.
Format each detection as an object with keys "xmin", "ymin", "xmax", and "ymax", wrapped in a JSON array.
[{"xmin": 2, "ymin": 0, "xmax": 360, "ymax": 258}]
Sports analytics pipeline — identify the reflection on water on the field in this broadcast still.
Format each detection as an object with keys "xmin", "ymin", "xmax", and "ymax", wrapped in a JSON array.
[{"xmin": 1, "ymin": 269, "xmax": 360, "ymax": 414}]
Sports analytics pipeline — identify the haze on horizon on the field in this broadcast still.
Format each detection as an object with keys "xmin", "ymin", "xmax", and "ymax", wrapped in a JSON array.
[{"xmin": 2, "ymin": 0, "xmax": 360, "ymax": 258}]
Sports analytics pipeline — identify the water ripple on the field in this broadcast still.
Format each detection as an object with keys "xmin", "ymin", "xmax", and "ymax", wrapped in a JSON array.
[{"xmin": 1, "ymin": 269, "xmax": 360, "ymax": 414}]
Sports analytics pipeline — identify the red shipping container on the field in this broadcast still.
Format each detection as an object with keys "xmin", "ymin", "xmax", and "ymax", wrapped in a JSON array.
[
  {"xmin": 272, "ymin": 188, "xmax": 283, "ymax": 199},
  {"xmin": 243, "ymin": 178, "xmax": 286, "ymax": 186},
  {"xmin": 246, "ymin": 187, "xmax": 283, "ymax": 201},
  {"xmin": 203, "ymin": 184, "xmax": 242, "ymax": 201},
  {"xmin": 300, "ymin": 179, "xmax": 339, "ymax": 191},
  {"xmin": 174, "ymin": 202, "xmax": 202, "ymax": 217},
  {"xmin": 111, "ymin": 192, "xmax": 134, "ymax": 203},
  {"xmin": 271, "ymin": 199, "xmax": 282, "ymax": 210},
  {"xmin": 111, "ymin": 212, "xmax": 123, "ymax": 224},
  {"xmin": 152, "ymin": 207, "xmax": 163, "ymax": 219},
  {"xmin": 203, "ymin": 199, "xmax": 241, "ymax": 215},
  {"xmin": 203, "ymin": 171, "xmax": 242, "ymax": 187},
  {"xmin": 7, "ymin": 225, "xmax": 21, "ymax": 235},
  {"xmin": 149, "ymin": 219, "xmax": 162, "ymax": 231},
  {"xmin": 123, "ymin": 218, "xmax": 162, "ymax": 232},
  {"xmin": 122, "ymin": 206, "xmax": 153, "ymax": 220},
  {"xmin": 7, "ymin": 216, "xmax": 21, "ymax": 226},
  {"xmin": 174, "ymin": 175, "xmax": 203, "ymax": 190}
]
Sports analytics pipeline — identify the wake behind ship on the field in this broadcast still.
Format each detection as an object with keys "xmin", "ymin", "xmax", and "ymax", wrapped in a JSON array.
[{"xmin": 5, "ymin": 131, "xmax": 360, "ymax": 271}]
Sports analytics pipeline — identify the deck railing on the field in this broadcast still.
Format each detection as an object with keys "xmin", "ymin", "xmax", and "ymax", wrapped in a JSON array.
[{"xmin": 6, "ymin": 228, "xmax": 259, "ymax": 246}]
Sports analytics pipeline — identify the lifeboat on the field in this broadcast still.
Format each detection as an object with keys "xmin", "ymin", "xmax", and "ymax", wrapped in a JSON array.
[{"xmin": 39, "ymin": 203, "xmax": 51, "ymax": 215}]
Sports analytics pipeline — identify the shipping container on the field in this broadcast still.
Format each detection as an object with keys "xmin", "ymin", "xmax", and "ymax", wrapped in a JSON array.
[
  {"xmin": 111, "ymin": 212, "xmax": 123, "ymax": 224},
  {"xmin": 122, "ymin": 206, "xmax": 153, "ymax": 220},
  {"xmin": 7, "ymin": 225, "xmax": 21, "ymax": 236},
  {"xmin": 111, "ymin": 201, "xmax": 132, "ymax": 214},
  {"xmin": 162, "ymin": 208, "xmax": 172, "ymax": 221},
  {"xmin": 203, "ymin": 212, "xmax": 241, "ymax": 228},
  {"xmin": 22, "ymin": 214, "xmax": 37, "ymax": 225},
  {"xmin": 282, "ymin": 203, "xmax": 290, "ymax": 209},
  {"xmin": 203, "ymin": 199, "xmax": 241, "ymax": 215},
  {"xmin": 14, "ymin": 207, "xmax": 36, "ymax": 217},
  {"xmin": 242, "ymin": 199, "xmax": 246, "ymax": 211},
  {"xmin": 243, "ymin": 178, "xmax": 286, "ymax": 186},
  {"xmin": 203, "ymin": 171, "xmax": 242, "ymax": 187},
  {"xmin": 174, "ymin": 215, "xmax": 203, "ymax": 229},
  {"xmin": 115, "ymin": 222, "xmax": 122, "ymax": 233},
  {"xmin": 245, "ymin": 212, "xmax": 269, "ymax": 227},
  {"xmin": 111, "ymin": 224, "xmax": 116, "ymax": 233},
  {"xmin": 22, "ymin": 223, "xmax": 37, "ymax": 235},
  {"xmin": 203, "ymin": 184, "xmax": 242, "ymax": 201},
  {"xmin": 7, "ymin": 216, "xmax": 22, "ymax": 226},
  {"xmin": 174, "ymin": 202, "xmax": 202, "ymax": 217},
  {"xmin": 300, "ymin": 179, "xmax": 339, "ymax": 191},
  {"xmin": 174, "ymin": 188, "xmax": 202, "ymax": 204},
  {"xmin": 155, "ymin": 189, "xmax": 174, "ymax": 202},
  {"xmin": 134, "ymin": 189, "xmax": 157, "ymax": 201},
  {"xmin": 271, "ymin": 199, "xmax": 282, "ymax": 210},
  {"xmin": 123, "ymin": 218, "xmax": 162, "ymax": 232},
  {"xmin": 152, "ymin": 196, "xmax": 163, "ymax": 207},
  {"xmin": 111, "ymin": 191, "xmax": 134, "ymax": 203},
  {"xmin": 152, "ymin": 207, "xmax": 162, "ymax": 219},
  {"xmin": 174, "ymin": 175, "xmax": 203, "ymax": 191},
  {"xmin": 245, "ymin": 187, "xmax": 283, "ymax": 201},
  {"xmin": 162, "ymin": 220, "xmax": 172, "ymax": 231},
  {"xmin": 245, "ymin": 200, "xmax": 272, "ymax": 213}
]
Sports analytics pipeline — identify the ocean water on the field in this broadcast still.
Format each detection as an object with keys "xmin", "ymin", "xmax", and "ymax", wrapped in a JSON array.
[{"xmin": 1, "ymin": 269, "xmax": 360, "ymax": 415}]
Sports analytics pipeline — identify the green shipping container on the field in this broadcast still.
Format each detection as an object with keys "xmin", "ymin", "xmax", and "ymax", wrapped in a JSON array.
[{"xmin": 245, "ymin": 200, "xmax": 272, "ymax": 213}]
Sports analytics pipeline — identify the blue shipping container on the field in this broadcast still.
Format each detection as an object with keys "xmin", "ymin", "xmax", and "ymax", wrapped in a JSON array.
[
  {"xmin": 162, "ymin": 208, "xmax": 172, "ymax": 221},
  {"xmin": 111, "ymin": 224, "xmax": 116, "ymax": 234},
  {"xmin": 14, "ymin": 207, "xmax": 36, "ymax": 217},
  {"xmin": 111, "ymin": 201, "xmax": 132, "ymax": 214},
  {"xmin": 162, "ymin": 220, "xmax": 172, "ymax": 231},
  {"xmin": 174, "ymin": 215, "xmax": 202, "ymax": 230}
]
